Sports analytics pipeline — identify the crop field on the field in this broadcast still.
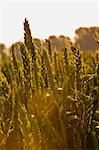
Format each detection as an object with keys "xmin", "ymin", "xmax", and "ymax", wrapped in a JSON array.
[{"xmin": 0, "ymin": 19, "xmax": 99, "ymax": 150}]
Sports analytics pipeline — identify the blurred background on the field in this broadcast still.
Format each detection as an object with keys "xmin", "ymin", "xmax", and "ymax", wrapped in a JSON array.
[{"xmin": 0, "ymin": 0, "xmax": 98, "ymax": 47}]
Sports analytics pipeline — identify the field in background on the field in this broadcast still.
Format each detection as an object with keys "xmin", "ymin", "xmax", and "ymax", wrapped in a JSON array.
[{"xmin": 0, "ymin": 19, "xmax": 99, "ymax": 150}]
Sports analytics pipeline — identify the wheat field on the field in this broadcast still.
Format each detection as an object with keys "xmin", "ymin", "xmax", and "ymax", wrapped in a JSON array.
[{"xmin": 0, "ymin": 18, "xmax": 99, "ymax": 150}]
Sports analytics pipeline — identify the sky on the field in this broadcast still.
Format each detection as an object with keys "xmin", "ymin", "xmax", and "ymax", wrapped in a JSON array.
[{"xmin": 0, "ymin": 0, "xmax": 99, "ymax": 46}]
